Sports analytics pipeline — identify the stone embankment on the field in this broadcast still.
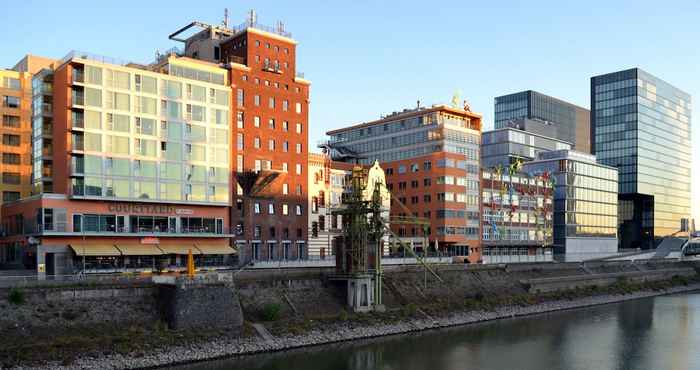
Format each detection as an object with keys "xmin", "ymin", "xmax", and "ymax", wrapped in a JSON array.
[{"xmin": 12, "ymin": 282, "xmax": 700, "ymax": 370}]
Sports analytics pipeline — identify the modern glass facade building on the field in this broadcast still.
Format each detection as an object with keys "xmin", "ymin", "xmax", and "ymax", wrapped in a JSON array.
[
  {"xmin": 591, "ymin": 68, "xmax": 692, "ymax": 249},
  {"xmin": 523, "ymin": 150, "xmax": 618, "ymax": 261},
  {"xmin": 481, "ymin": 127, "xmax": 572, "ymax": 168},
  {"xmin": 495, "ymin": 90, "xmax": 591, "ymax": 153}
]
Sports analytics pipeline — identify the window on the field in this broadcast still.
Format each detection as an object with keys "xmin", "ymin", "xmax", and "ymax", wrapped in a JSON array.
[
  {"xmin": 254, "ymin": 95, "xmax": 260, "ymax": 106},
  {"xmin": 2, "ymin": 77, "xmax": 20, "ymax": 90},
  {"xmin": 254, "ymin": 203, "xmax": 261, "ymax": 214},
  {"xmin": 295, "ymin": 204, "xmax": 302, "ymax": 215},
  {"xmin": 295, "ymin": 163, "xmax": 302, "ymax": 175},
  {"xmin": 282, "ymin": 141, "xmax": 289, "ymax": 152},
  {"xmin": 236, "ymin": 89, "xmax": 244, "ymax": 107},
  {"xmin": 295, "ymin": 102, "xmax": 302, "ymax": 113},
  {"xmin": 282, "ymin": 203, "xmax": 289, "ymax": 215},
  {"xmin": 423, "ymin": 161, "xmax": 432, "ymax": 170},
  {"xmin": 237, "ymin": 112, "xmax": 244, "ymax": 128},
  {"xmin": 282, "ymin": 162, "xmax": 288, "ymax": 172},
  {"xmin": 296, "ymin": 123, "xmax": 302, "ymax": 134},
  {"xmin": 282, "ymin": 100, "xmax": 289, "ymax": 111},
  {"xmin": 268, "ymin": 118, "xmax": 275, "ymax": 129},
  {"xmin": 254, "ymin": 136, "xmax": 261, "ymax": 149},
  {"xmin": 282, "ymin": 183, "xmax": 289, "ymax": 195},
  {"xmin": 2, "ymin": 115, "xmax": 20, "ymax": 128},
  {"xmin": 2, "ymin": 153, "xmax": 20, "ymax": 165},
  {"xmin": 296, "ymin": 143, "xmax": 302, "ymax": 154},
  {"xmin": 237, "ymin": 133, "xmax": 244, "ymax": 150},
  {"xmin": 2, "ymin": 96, "xmax": 20, "ymax": 108},
  {"xmin": 2, "ymin": 191, "xmax": 20, "ymax": 202},
  {"xmin": 269, "ymin": 97, "xmax": 275, "ymax": 109},
  {"xmin": 254, "ymin": 116, "xmax": 260, "ymax": 127},
  {"xmin": 424, "ymin": 178, "xmax": 431, "ymax": 186},
  {"xmin": 282, "ymin": 121, "xmax": 289, "ymax": 132},
  {"xmin": 268, "ymin": 203, "xmax": 275, "ymax": 214},
  {"xmin": 268, "ymin": 139, "xmax": 275, "ymax": 151},
  {"xmin": 2, "ymin": 172, "xmax": 20, "ymax": 184},
  {"xmin": 2, "ymin": 134, "xmax": 20, "ymax": 146}
]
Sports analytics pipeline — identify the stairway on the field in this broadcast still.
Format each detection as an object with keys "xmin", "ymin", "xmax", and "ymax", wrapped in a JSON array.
[{"xmin": 653, "ymin": 237, "xmax": 686, "ymax": 258}]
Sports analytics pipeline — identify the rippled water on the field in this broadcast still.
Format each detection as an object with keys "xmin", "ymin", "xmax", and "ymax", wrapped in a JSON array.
[{"xmin": 172, "ymin": 293, "xmax": 700, "ymax": 370}]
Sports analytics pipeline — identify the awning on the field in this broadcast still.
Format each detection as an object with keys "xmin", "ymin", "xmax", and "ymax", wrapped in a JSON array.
[
  {"xmin": 196, "ymin": 244, "xmax": 236, "ymax": 255},
  {"xmin": 158, "ymin": 244, "xmax": 202, "ymax": 255},
  {"xmin": 115, "ymin": 244, "xmax": 163, "ymax": 256},
  {"xmin": 70, "ymin": 244, "xmax": 121, "ymax": 257}
]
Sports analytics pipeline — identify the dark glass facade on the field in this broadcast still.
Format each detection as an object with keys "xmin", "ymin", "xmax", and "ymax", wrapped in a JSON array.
[
  {"xmin": 591, "ymin": 68, "xmax": 691, "ymax": 248},
  {"xmin": 494, "ymin": 90, "xmax": 591, "ymax": 153}
]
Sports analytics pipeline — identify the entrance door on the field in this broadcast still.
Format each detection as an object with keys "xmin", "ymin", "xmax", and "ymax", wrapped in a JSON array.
[{"xmin": 45, "ymin": 253, "xmax": 55, "ymax": 276}]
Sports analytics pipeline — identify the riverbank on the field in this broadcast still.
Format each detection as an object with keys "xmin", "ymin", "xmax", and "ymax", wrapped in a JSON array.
[{"xmin": 9, "ymin": 277, "xmax": 700, "ymax": 370}]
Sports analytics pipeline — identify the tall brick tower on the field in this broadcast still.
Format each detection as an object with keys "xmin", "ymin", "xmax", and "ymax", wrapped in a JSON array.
[{"xmin": 171, "ymin": 11, "xmax": 311, "ymax": 264}]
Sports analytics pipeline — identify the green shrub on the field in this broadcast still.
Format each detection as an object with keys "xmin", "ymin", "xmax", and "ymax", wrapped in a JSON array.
[
  {"xmin": 261, "ymin": 303, "xmax": 281, "ymax": 321},
  {"xmin": 8, "ymin": 288, "xmax": 25, "ymax": 305},
  {"xmin": 338, "ymin": 309, "xmax": 349, "ymax": 321}
]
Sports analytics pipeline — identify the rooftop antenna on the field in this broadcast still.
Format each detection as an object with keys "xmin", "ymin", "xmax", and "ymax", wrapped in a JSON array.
[
  {"xmin": 417, "ymin": 100, "xmax": 421, "ymax": 109},
  {"xmin": 248, "ymin": 9, "xmax": 257, "ymax": 26},
  {"xmin": 276, "ymin": 20, "xmax": 285, "ymax": 33},
  {"xmin": 223, "ymin": 8, "xmax": 229, "ymax": 28}
]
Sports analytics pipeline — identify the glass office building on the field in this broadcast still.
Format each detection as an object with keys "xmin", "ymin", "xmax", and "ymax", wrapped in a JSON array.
[
  {"xmin": 523, "ymin": 150, "xmax": 618, "ymax": 261},
  {"xmin": 495, "ymin": 90, "xmax": 591, "ymax": 153},
  {"xmin": 591, "ymin": 68, "xmax": 691, "ymax": 248},
  {"xmin": 481, "ymin": 127, "xmax": 572, "ymax": 168}
]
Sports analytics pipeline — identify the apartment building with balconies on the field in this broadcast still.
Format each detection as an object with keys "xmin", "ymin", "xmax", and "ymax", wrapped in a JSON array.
[{"xmin": 1, "ymin": 52, "xmax": 235, "ymax": 275}]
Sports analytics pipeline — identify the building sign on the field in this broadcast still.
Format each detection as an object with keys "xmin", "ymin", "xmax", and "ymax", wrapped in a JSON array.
[
  {"xmin": 107, "ymin": 203, "xmax": 178, "ymax": 215},
  {"xmin": 176, "ymin": 208, "xmax": 194, "ymax": 215},
  {"xmin": 141, "ymin": 237, "xmax": 160, "ymax": 245}
]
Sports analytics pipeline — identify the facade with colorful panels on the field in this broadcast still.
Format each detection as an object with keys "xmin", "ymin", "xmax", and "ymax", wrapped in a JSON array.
[{"xmin": 480, "ymin": 166, "xmax": 554, "ymax": 263}]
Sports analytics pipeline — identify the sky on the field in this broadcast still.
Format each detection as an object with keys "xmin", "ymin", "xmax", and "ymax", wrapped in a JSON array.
[{"xmin": 1, "ymin": 0, "xmax": 698, "ymax": 222}]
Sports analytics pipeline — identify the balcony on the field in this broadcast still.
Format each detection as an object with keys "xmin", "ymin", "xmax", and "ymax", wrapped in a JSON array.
[
  {"xmin": 72, "ymin": 95, "xmax": 85, "ymax": 107},
  {"xmin": 72, "ymin": 70, "xmax": 85, "ymax": 84},
  {"xmin": 262, "ymin": 60, "xmax": 283, "ymax": 74},
  {"xmin": 72, "ymin": 141, "xmax": 84, "ymax": 152}
]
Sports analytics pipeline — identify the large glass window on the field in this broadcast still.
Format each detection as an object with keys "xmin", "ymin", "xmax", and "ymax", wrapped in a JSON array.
[
  {"xmin": 161, "ymin": 162, "xmax": 182, "ymax": 180},
  {"xmin": 85, "ymin": 132, "xmax": 102, "ymax": 151},
  {"xmin": 164, "ymin": 80, "xmax": 182, "ymax": 99},
  {"xmin": 85, "ymin": 66, "xmax": 102, "ymax": 85},
  {"xmin": 84, "ymin": 88, "xmax": 102, "ymax": 107},
  {"xmin": 160, "ymin": 182, "xmax": 182, "ymax": 200}
]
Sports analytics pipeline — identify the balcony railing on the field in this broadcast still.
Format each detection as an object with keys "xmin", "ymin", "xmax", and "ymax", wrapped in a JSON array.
[{"xmin": 73, "ymin": 71, "xmax": 85, "ymax": 83}]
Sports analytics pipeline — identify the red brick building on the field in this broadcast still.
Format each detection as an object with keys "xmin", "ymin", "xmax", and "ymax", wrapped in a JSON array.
[
  {"xmin": 325, "ymin": 104, "xmax": 483, "ymax": 263},
  {"xmin": 171, "ymin": 14, "xmax": 311, "ymax": 263}
]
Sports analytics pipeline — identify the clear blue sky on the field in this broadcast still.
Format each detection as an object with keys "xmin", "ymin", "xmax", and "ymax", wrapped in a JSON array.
[{"xmin": 2, "ymin": 0, "xmax": 698, "ymax": 221}]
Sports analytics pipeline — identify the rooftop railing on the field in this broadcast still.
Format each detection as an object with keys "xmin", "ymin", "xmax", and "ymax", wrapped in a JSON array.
[
  {"xmin": 61, "ymin": 50, "xmax": 132, "ymax": 67},
  {"xmin": 236, "ymin": 20, "xmax": 292, "ymax": 38}
]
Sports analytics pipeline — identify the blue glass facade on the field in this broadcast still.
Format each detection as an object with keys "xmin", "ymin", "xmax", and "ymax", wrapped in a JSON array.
[{"xmin": 591, "ymin": 68, "xmax": 692, "ymax": 248}]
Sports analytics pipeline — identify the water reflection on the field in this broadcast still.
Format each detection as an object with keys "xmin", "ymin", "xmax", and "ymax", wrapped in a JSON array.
[{"xmin": 174, "ymin": 294, "xmax": 700, "ymax": 370}]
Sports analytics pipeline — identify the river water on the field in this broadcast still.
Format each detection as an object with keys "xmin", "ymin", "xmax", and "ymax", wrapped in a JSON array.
[{"xmin": 173, "ymin": 293, "xmax": 700, "ymax": 370}]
